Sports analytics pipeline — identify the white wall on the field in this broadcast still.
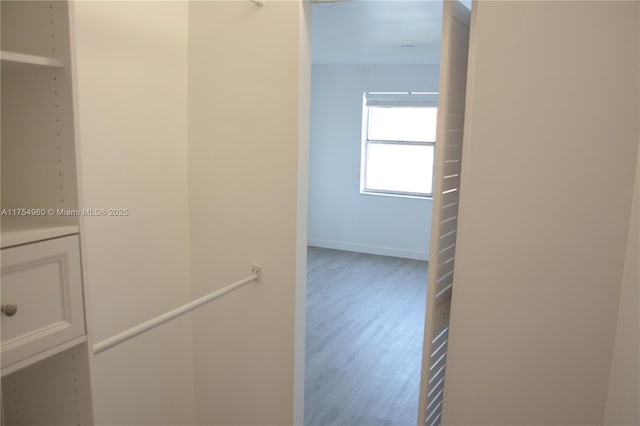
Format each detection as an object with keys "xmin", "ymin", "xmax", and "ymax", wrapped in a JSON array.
[
  {"xmin": 71, "ymin": 2, "xmax": 310, "ymax": 424},
  {"xmin": 309, "ymin": 64, "xmax": 438, "ymax": 260},
  {"xmin": 188, "ymin": 2, "xmax": 309, "ymax": 424},
  {"xmin": 604, "ymin": 19, "xmax": 640, "ymax": 419},
  {"xmin": 443, "ymin": 2, "xmax": 639, "ymax": 425},
  {"xmin": 604, "ymin": 132, "xmax": 640, "ymax": 425},
  {"xmin": 70, "ymin": 2, "xmax": 195, "ymax": 425}
]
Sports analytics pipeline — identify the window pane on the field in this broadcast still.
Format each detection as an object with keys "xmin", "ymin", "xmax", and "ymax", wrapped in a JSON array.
[
  {"xmin": 368, "ymin": 107, "xmax": 437, "ymax": 142},
  {"xmin": 365, "ymin": 143, "xmax": 434, "ymax": 195}
]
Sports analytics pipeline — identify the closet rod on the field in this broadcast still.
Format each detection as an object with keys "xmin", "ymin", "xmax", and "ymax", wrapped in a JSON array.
[{"xmin": 93, "ymin": 264, "xmax": 262, "ymax": 355}]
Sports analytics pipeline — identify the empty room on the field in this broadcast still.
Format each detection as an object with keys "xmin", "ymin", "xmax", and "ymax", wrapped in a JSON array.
[{"xmin": 305, "ymin": 1, "xmax": 444, "ymax": 424}]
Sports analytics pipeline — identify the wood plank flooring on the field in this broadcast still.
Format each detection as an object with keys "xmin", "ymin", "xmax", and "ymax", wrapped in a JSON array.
[{"xmin": 305, "ymin": 247, "xmax": 428, "ymax": 426}]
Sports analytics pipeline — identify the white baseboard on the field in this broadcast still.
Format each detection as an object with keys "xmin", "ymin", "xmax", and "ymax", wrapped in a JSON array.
[{"xmin": 308, "ymin": 239, "xmax": 429, "ymax": 261}]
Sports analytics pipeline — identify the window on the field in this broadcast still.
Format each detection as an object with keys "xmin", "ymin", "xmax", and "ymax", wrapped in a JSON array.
[{"xmin": 360, "ymin": 92, "xmax": 438, "ymax": 198}]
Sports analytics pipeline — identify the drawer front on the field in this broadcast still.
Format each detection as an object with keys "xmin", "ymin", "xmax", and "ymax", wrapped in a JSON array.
[{"xmin": 1, "ymin": 235, "xmax": 85, "ymax": 369}]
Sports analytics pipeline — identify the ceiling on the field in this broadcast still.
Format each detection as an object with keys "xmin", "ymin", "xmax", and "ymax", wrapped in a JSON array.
[{"xmin": 311, "ymin": 0, "xmax": 449, "ymax": 66}]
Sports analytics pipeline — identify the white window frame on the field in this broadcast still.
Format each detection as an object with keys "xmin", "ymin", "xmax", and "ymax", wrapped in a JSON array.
[{"xmin": 360, "ymin": 92, "xmax": 439, "ymax": 199}]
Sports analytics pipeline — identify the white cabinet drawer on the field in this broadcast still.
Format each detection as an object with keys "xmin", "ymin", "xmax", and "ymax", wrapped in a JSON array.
[{"xmin": 1, "ymin": 234, "xmax": 86, "ymax": 374}]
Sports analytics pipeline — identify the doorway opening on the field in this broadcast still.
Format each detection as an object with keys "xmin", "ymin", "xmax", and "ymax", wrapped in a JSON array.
[{"xmin": 304, "ymin": 1, "xmax": 443, "ymax": 424}]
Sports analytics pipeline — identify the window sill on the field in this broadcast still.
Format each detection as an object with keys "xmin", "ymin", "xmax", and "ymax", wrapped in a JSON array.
[{"xmin": 360, "ymin": 190, "xmax": 433, "ymax": 201}]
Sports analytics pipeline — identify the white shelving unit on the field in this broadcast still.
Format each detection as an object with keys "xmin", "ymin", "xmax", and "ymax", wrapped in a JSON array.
[
  {"xmin": 0, "ymin": 216, "xmax": 79, "ymax": 249},
  {"xmin": 1, "ymin": 1, "xmax": 80, "ymax": 239},
  {"xmin": 1, "ymin": 1, "xmax": 93, "ymax": 425}
]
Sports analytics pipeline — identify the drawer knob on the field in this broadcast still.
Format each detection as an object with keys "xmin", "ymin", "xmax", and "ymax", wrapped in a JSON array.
[{"xmin": 1, "ymin": 303, "xmax": 17, "ymax": 317}]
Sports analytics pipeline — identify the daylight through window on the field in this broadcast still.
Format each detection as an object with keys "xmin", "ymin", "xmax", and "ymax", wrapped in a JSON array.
[{"xmin": 360, "ymin": 92, "xmax": 438, "ymax": 198}]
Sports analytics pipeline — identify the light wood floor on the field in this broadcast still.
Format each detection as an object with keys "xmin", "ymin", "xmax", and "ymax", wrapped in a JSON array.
[{"xmin": 305, "ymin": 247, "xmax": 428, "ymax": 426}]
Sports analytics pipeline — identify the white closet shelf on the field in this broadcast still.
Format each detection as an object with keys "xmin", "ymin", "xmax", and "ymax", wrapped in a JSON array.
[
  {"xmin": 1, "ymin": 216, "xmax": 78, "ymax": 248},
  {"xmin": 1, "ymin": 51, "xmax": 64, "ymax": 69}
]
